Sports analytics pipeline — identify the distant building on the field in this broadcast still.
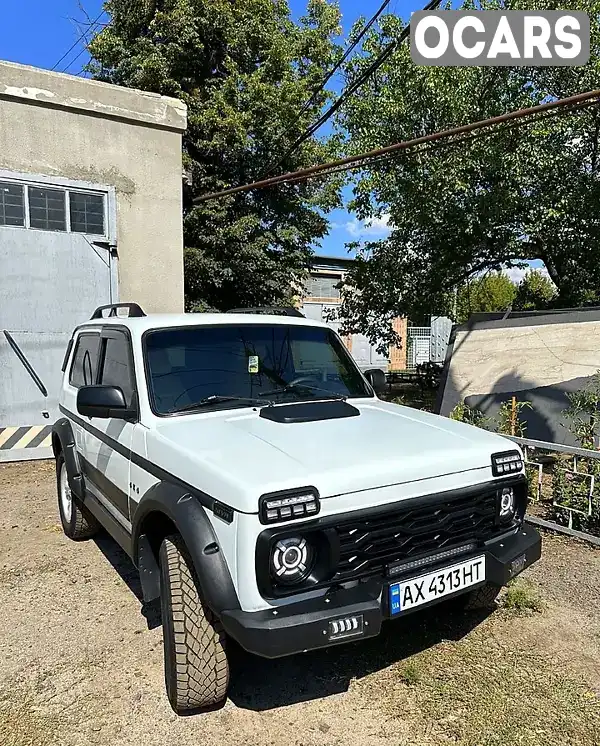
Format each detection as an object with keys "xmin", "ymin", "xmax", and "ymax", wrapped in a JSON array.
[{"xmin": 300, "ymin": 254, "xmax": 407, "ymax": 372}]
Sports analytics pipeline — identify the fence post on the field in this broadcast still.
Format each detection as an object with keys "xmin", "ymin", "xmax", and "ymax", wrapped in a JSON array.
[{"xmin": 511, "ymin": 396, "xmax": 517, "ymax": 436}]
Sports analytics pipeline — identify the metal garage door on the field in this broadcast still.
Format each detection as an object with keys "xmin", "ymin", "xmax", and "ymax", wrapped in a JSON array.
[
  {"xmin": 0, "ymin": 172, "xmax": 117, "ymax": 461},
  {"xmin": 302, "ymin": 302, "xmax": 389, "ymax": 371}
]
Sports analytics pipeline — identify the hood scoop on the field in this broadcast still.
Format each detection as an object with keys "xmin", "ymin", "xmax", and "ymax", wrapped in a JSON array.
[{"xmin": 259, "ymin": 399, "xmax": 360, "ymax": 424}]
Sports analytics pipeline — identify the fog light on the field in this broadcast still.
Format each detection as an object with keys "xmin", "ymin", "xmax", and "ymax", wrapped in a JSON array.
[
  {"xmin": 270, "ymin": 536, "xmax": 314, "ymax": 585},
  {"xmin": 498, "ymin": 486, "xmax": 517, "ymax": 523},
  {"xmin": 328, "ymin": 614, "xmax": 364, "ymax": 640}
]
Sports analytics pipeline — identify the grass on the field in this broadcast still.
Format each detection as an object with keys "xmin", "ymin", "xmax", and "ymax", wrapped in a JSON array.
[
  {"xmin": 398, "ymin": 660, "xmax": 421, "ymax": 686},
  {"xmin": 375, "ymin": 622, "xmax": 600, "ymax": 746},
  {"xmin": 501, "ymin": 581, "xmax": 544, "ymax": 613}
]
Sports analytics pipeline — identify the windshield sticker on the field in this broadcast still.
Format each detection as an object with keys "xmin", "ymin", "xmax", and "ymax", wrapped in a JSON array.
[{"xmin": 248, "ymin": 355, "xmax": 259, "ymax": 374}]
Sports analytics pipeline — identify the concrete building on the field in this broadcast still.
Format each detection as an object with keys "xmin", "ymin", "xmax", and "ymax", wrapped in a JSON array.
[
  {"xmin": 0, "ymin": 60, "xmax": 187, "ymax": 461},
  {"xmin": 301, "ymin": 255, "xmax": 408, "ymax": 372}
]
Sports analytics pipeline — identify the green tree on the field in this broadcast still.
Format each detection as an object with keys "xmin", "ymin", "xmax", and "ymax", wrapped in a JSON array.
[
  {"xmin": 455, "ymin": 272, "xmax": 516, "ymax": 323},
  {"xmin": 513, "ymin": 269, "xmax": 558, "ymax": 312},
  {"xmin": 335, "ymin": 0, "xmax": 600, "ymax": 348},
  {"xmin": 88, "ymin": 0, "xmax": 342, "ymax": 310}
]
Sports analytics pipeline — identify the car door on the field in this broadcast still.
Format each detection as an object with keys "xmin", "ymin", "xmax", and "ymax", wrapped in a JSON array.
[
  {"xmin": 63, "ymin": 330, "xmax": 101, "ymax": 455},
  {"xmin": 82, "ymin": 327, "xmax": 136, "ymax": 532}
]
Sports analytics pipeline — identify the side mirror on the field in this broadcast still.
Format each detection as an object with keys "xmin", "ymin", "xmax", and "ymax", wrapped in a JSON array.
[
  {"xmin": 77, "ymin": 385, "xmax": 133, "ymax": 419},
  {"xmin": 364, "ymin": 368, "xmax": 387, "ymax": 394}
]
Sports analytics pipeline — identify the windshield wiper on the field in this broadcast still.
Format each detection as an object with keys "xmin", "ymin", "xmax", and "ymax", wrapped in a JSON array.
[
  {"xmin": 257, "ymin": 383, "xmax": 347, "ymax": 400},
  {"xmin": 169, "ymin": 395, "xmax": 274, "ymax": 414}
]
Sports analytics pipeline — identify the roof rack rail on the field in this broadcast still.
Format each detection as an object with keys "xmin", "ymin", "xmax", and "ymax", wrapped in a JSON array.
[
  {"xmin": 91, "ymin": 303, "xmax": 146, "ymax": 320},
  {"xmin": 226, "ymin": 307, "xmax": 305, "ymax": 318}
]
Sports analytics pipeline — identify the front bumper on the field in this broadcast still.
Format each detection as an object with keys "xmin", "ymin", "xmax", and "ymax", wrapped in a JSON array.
[{"xmin": 220, "ymin": 524, "xmax": 542, "ymax": 659}]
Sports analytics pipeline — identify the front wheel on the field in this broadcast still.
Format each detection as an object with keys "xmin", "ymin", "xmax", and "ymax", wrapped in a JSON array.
[{"xmin": 159, "ymin": 535, "xmax": 229, "ymax": 713}]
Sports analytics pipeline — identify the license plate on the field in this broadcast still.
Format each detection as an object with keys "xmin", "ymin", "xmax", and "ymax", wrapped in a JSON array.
[{"xmin": 389, "ymin": 556, "xmax": 486, "ymax": 615}]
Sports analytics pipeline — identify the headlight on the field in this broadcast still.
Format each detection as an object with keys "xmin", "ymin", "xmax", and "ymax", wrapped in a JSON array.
[
  {"xmin": 498, "ymin": 486, "xmax": 516, "ymax": 523},
  {"xmin": 270, "ymin": 536, "xmax": 315, "ymax": 585},
  {"xmin": 259, "ymin": 488, "xmax": 320, "ymax": 524},
  {"xmin": 492, "ymin": 450, "xmax": 523, "ymax": 476}
]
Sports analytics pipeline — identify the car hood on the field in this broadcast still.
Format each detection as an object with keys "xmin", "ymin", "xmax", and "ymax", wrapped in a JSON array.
[{"xmin": 148, "ymin": 399, "xmax": 516, "ymax": 513}]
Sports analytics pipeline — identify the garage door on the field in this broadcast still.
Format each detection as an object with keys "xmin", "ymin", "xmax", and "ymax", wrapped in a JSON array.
[{"xmin": 0, "ymin": 172, "xmax": 117, "ymax": 461}]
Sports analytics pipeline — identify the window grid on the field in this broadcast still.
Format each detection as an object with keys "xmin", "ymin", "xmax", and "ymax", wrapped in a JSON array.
[
  {"xmin": 69, "ymin": 191, "xmax": 105, "ymax": 235},
  {"xmin": 28, "ymin": 186, "xmax": 67, "ymax": 232},
  {"xmin": 0, "ymin": 179, "xmax": 107, "ymax": 237},
  {"xmin": 0, "ymin": 182, "xmax": 25, "ymax": 226}
]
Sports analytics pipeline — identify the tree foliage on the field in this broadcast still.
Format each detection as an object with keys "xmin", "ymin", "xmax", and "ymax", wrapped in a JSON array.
[
  {"xmin": 335, "ymin": 0, "xmax": 600, "ymax": 347},
  {"xmin": 88, "ymin": 0, "xmax": 342, "ymax": 310},
  {"xmin": 513, "ymin": 269, "xmax": 558, "ymax": 311},
  {"xmin": 455, "ymin": 271, "xmax": 516, "ymax": 322}
]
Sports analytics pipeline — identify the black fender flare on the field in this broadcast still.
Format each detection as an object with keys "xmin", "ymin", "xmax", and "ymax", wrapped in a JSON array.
[
  {"xmin": 132, "ymin": 481, "xmax": 240, "ymax": 613},
  {"xmin": 51, "ymin": 418, "xmax": 84, "ymax": 500}
]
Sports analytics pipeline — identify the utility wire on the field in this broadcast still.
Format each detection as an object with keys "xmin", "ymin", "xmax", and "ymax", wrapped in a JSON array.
[
  {"xmin": 193, "ymin": 88, "xmax": 600, "ymax": 203},
  {"xmin": 263, "ymin": 0, "xmax": 393, "ymax": 175},
  {"xmin": 279, "ymin": 99, "xmax": 600, "ymax": 187},
  {"xmin": 51, "ymin": 9, "xmax": 106, "ymax": 72},
  {"xmin": 267, "ymin": 0, "xmax": 443, "ymax": 174}
]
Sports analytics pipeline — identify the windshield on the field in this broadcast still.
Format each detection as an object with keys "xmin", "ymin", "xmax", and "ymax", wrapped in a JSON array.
[{"xmin": 144, "ymin": 323, "xmax": 372, "ymax": 414}]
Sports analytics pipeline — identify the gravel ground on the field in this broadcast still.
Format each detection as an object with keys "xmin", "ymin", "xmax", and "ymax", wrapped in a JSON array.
[{"xmin": 1, "ymin": 460, "xmax": 600, "ymax": 746}]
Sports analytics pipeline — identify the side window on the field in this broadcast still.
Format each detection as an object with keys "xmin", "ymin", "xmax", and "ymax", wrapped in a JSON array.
[
  {"xmin": 69, "ymin": 334, "xmax": 100, "ymax": 387},
  {"xmin": 99, "ymin": 333, "xmax": 135, "ymax": 406}
]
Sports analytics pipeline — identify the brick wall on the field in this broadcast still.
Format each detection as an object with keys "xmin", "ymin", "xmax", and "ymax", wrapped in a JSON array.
[{"xmin": 389, "ymin": 317, "xmax": 408, "ymax": 371}]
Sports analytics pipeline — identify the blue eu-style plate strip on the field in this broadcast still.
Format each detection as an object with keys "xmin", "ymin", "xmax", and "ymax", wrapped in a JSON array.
[{"xmin": 390, "ymin": 584, "xmax": 401, "ymax": 615}]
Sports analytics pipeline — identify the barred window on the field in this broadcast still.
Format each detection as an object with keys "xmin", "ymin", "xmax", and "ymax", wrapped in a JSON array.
[
  {"xmin": 70, "ymin": 191, "xmax": 105, "ymax": 235},
  {"xmin": 0, "ymin": 182, "xmax": 25, "ymax": 227},
  {"xmin": 28, "ymin": 187, "xmax": 66, "ymax": 231}
]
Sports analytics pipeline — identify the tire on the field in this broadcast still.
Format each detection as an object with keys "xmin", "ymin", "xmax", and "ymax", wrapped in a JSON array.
[
  {"xmin": 56, "ymin": 453, "xmax": 98, "ymax": 540},
  {"xmin": 462, "ymin": 582, "xmax": 501, "ymax": 610},
  {"xmin": 159, "ymin": 535, "xmax": 229, "ymax": 713}
]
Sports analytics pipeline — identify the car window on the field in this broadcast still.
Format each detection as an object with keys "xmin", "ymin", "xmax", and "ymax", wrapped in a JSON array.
[
  {"xmin": 69, "ymin": 334, "xmax": 100, "ymax": 387},
  {"xmin": 99, "ymin": 333, "xmax": 135, "ymax": 406},
  {"xmin": 144, "ymin": 324, "xmax": 371, "ymax": 414}
]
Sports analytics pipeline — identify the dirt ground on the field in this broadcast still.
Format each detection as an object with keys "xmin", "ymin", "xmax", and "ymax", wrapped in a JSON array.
[{"xmin": 1, "ymin": 460, "xmax": 600, "ymax": 746}]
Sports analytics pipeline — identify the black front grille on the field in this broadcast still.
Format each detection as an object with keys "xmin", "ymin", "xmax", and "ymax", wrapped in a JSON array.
[{"xmin": 333, "ymin": 487, "xmax": 502, "ymax": 583}]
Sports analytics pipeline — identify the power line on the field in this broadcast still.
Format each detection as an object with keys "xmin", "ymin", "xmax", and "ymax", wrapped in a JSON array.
[
  {"xmin": 280, "ymin": 99, "xmax": 600, "ymax": 187},
  {"xmin": 263, "ymin": 0, "xmax": 393, "ymax": 176},
  {"xmin": 51, "ymin": 9, "xmax": 106, "ymax": 72},
  {"xmin": 267, "ymin": 0, "xmax": 442, "ymax": 174},
  {"xmin": 193, "ymin": 88, "xmax": 600, "ymax": 203}
]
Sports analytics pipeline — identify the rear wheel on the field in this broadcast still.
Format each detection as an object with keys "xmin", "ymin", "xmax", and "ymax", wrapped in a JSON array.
[
  {"xmin": 159, "ymin": 535, "xmax": 229, "ymax": 713},
  {"xmin": 56, "ymin": 454, "xmax": 98, "ymax": 540},
  {"xmin": 462, "ymin": 582, "xmax": 501, "ymax": 610}
]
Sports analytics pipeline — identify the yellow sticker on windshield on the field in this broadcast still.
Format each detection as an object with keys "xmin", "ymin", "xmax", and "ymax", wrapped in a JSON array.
[{"xmin": 248, "ymin": 355, "xmax": 259, "ymax": 374}]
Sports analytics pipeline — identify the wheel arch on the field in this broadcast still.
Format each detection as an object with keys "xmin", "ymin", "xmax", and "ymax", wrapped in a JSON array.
[
  {"xmin": 132, "ymin": 481, "xmax": 240, "ymax": 614},
  {"xmin": 51, "ymin": 418, "xmax": 84, "ymax": 500}
]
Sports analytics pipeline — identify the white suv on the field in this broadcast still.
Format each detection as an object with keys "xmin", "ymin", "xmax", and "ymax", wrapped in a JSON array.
[{"xmin": 52, "ymin": 303, "xmax": 541, "ymax": 713}]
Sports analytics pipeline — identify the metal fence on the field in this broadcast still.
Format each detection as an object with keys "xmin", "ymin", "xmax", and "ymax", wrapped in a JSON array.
[
  {"xmin": 506, "ymin": 434, "xmax": 600, "ymax": 546},
  {"xmin": 407, "ymin": 327, "xmax": 431, "ymax": 369},
  {"xmin": 406, "ymin": 317, "xmax": 452, "ymax": 369}
]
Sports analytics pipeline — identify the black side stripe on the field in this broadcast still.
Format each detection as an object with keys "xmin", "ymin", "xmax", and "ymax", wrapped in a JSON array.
[
  {"xmin": 58, "ymin": 405, "xmax": 241, "ymax": 515},
  {"xmin": 81, "ymin": 456, "xmax": 130, "ymax": 520}
]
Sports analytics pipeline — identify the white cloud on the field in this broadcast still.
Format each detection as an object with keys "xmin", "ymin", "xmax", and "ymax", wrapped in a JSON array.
[
  {"xmin": 344, "ymin": 213, "xmax": 392, "ymax": 238},
  {"xmin": 502, "ymin": 264, "xmax": 551, "ymax": 285}
]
